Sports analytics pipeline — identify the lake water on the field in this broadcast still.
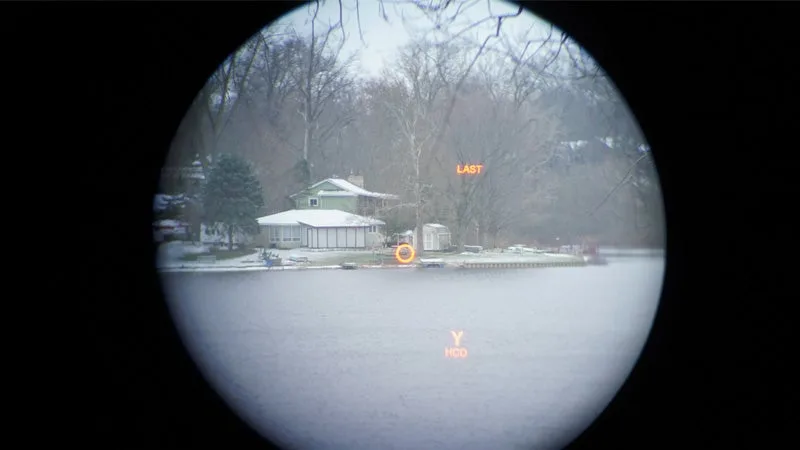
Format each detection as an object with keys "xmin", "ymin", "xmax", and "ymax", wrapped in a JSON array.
[{"xmin": 161, "ymin": 256, "xmax": 665, "ymax": 450}]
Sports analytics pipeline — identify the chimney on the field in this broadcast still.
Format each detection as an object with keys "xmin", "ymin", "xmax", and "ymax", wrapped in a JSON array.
[{"xmin": 347, "ymin": 173, "xmax": 364, "ymax": 188}]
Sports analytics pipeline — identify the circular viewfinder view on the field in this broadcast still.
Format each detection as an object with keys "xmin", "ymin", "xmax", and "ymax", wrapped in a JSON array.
[{"xmin": 155, "ymin": 1, "xmax": 666, "ymax": 449}]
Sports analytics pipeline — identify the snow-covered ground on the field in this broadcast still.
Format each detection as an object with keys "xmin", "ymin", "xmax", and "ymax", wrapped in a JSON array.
[
  {"xmin": 156, "ymin": 241, "xmax": 261, "ymax": 269},
  {"xmin": 160, "ymin": 265, "xmax": 341, "ymax": 273},
  {"xmin": 259, "ymin": 247, "xmax": 377, "ymax": 259},
  {"xmin": 157, "ymin": 241, "xmax": 210, "ymax": 262},
  {"xmin": 155, "ymin": 242, "xmax": 385, "ymax": 270}
]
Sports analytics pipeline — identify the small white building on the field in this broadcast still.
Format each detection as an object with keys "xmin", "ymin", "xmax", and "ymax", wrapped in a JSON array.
[
  {"xmin": 256, "ymin": 209, "xmax": 385, "ymax": 249},
  {"xmin": 401, "ymin": 223, "xmax": 452, "ymax": 251},
  {"xmin": 421, "ymin": 223, "xmax": 452, "ymax": 251}
]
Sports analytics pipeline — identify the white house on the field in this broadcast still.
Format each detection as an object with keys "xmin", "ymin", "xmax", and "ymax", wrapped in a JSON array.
[{"xmin": 256, "ymin": 209, "xmax": 385, "ymax": 249}]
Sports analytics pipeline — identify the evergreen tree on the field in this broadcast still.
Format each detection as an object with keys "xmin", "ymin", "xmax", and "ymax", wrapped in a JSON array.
[{"xmin": 202, "ymin": 154, "xmax": 265, "ymax": 250}]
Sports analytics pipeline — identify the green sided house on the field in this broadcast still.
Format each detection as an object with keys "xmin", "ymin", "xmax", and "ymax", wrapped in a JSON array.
[
  {"xmin": 255, "ymin": 175, "xmax": 399, "ymax": 249},
  {"xmin": 289, "ymin": 174, "xmax": 399, "ymax": 217}
]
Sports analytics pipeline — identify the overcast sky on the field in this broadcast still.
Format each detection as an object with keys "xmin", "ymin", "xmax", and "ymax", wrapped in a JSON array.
[{"xmin": 269, "ymin": 0, "xmax": 560, "ymax": 79}]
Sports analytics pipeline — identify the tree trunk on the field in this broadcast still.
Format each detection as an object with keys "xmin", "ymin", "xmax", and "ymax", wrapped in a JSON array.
[
  {"xmin": 415, "ymin": 199, "xmax": 424, "ymax": 257},
  {"xmin": 303, "ymin": 115, "xmax": 313, "ymax": 183},
  {"xmin": 302, "ymin": 10, "xmax": 316, "ymax": 185},
  {"xmin": 414, "ymin": 156, "xmax": 424, "ymax": 257},
  {"xmin": 228, "ymin": 224, "xmax": 234, "ymax": 251},
  {"xmin": 192, "ymin": 222, "xmax": 201, "ymax": 245},
  {"xmin": 456, "ymin": 223, "xmax": 468, "ymax": 252}
]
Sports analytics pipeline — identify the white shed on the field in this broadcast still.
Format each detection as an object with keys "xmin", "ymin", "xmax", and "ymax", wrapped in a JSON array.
[
  {"xmin": 409, "ymin": 223, "xmax": 452, "ymax": 251},
  {"xmin": 256, "ymin": 209, "xmax": 385, "ymax": 249}
]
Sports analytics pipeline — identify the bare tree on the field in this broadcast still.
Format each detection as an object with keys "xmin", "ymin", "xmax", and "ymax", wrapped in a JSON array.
[
  {"xmin": 575, "ymin": 72, "xmax": 665, "ymax": 247},
  {"xmin": 165, "ymin": 33, "xmax": 264, "ymax": 173},
  {"xmin": 232, "ymin": 33, "xmax": 307, "ymax": 209},
  {"xmin": 419, "ymin": 43, "xmax": 566, "ymax": 249},
  {"xmin": 375, "ymin": 39, "xmax": 464, "ymax": 255},
  {"xmin": 202, "ymin": 35, "xmax": 264, "ymax": 160},
  {"xmin": 162, "ymin": 0, "xmax": 664, "ymax": 251},
  {"xmin": 290, "ymin": 1, "xmax": 357, "ymax": 185},
  {"xmin": 338, "ymin": 1, "xmax": 575, "ymax": 250}
]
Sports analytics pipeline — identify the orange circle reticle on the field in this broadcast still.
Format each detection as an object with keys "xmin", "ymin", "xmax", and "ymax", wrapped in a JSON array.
[{"xmin": 394, "ymin": 243, "xmax": 416, "ymax": 264}]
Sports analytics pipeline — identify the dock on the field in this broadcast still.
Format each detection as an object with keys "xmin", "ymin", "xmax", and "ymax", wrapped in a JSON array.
[
  {"xmin": 418, "ymin": 258, "xmax": 446, "ymax": 268},
  {"xmin": 456, "ymin": 259, "xmax": 586, "ymax": 269}
]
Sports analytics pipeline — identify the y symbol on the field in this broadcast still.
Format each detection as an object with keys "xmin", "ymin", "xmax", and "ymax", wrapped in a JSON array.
[{"xmin": 451, "ymin": 330, "xmax": 464, "ymax": 347}]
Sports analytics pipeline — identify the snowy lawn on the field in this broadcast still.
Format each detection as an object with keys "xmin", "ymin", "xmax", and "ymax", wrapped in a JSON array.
[
  {"xmin": 264, "ymin": 248, "xmax": 389, "ymax": 266},
  {"xmin": 156, "ymin": 241, "xmax": 260, "ymax": 268},
  {"xmin": 179, "ymin": 247, "xmax": 257, "ymax": 262}
]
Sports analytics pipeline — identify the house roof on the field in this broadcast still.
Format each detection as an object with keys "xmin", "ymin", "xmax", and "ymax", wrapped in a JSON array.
[
  {"xmin": 154, "ymin": 193, "xmax": 201, "ymax": 212},
  {"xmin": 154, "ymin": 194, "xmax": 172, "ymax": 211},
  {"xmin": 257, "ymin": 209, "xmax": 385, "ymax": 228},
  {"xmin": 153, "ymin": 219, "xmax": 187, "ymax": 228},
  {"xmin": 404, "ymin": 224, "xmax": 451, "ymax": 235},
  {"xmin": 316, "ymin": 190, "xmax": 357, "ymax": 197},
  {"xmin": 293, "ymin": 178, "xmax": 399, "ymax": 200},
  {"xmin": 154, "ymin": 193, "xmax": 186, "ymax": 212},
  {"xmin": 426, "ymin": 223, "xmax": 448, "ymax": 229}
]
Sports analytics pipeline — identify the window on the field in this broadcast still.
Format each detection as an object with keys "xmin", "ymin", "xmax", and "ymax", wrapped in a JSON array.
[
  {"xmin": 281, "ymin": 225, "xmax": 301, "ymax": 242},
  {"xmin": 369, "ymin": 225, "xmax": 377, "ymax": 233},
  {"xmin": 269, "ymin": 227, "xmax": 280, "ymax": 243},
  {"xmin": 309, "ymin": 198, "xmax": 319, "ymax": 207}
]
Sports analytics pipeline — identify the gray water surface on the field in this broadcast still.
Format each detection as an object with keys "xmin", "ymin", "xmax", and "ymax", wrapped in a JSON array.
[{"xmin": 162, "ymin": 256, "xmax": 664, "ymax": 450}]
